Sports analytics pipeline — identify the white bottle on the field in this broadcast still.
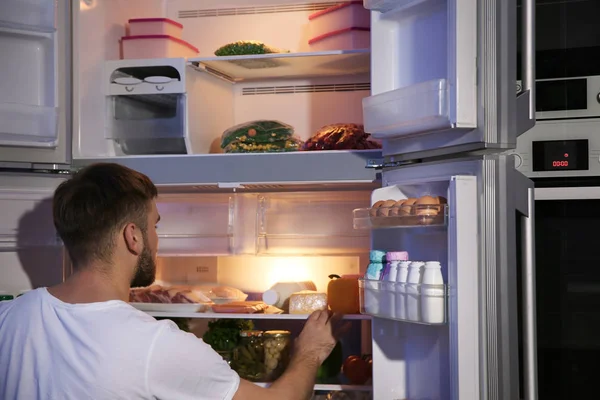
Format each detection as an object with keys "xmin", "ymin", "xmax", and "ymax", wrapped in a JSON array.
[
  {"xmin": 395, "ymin": 261, "xmax": 410, "ymax": 320},
  {"xmin": 380, "ymin": 255, "xmax": 404, "ymax": 318},
  {"xmin": 406, "ymin": 261, "xmax": 424, "ymax": 322},
  {"xmin": 421, "ymin": 261, "xmax": 445, "ymax": 324},
  {"xmin": 262, "ymin": 281, "xmax": 317, "ymax": 311}
]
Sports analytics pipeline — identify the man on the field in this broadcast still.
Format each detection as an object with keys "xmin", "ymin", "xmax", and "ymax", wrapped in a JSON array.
[{"xmin": 0, "ymin": 163, "xmax": 347, "ymax": 399}]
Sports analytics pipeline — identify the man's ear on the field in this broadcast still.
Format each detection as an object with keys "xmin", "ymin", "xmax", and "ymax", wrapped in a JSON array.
[{"xmin": 123, "ymin": 223, "xmax": 143, "ymax": 256}]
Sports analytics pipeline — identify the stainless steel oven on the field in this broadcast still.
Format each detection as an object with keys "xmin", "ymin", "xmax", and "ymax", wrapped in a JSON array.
[
  {"xmin": 514, "ymin": 120, "xmax": 600, "ymax": 398},
  {"xmin": 517, "ymin": 0, "xmax": 600, "ymax": 121}
]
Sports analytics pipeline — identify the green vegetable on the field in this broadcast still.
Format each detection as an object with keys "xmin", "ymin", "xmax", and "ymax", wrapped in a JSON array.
[
  {"xmin": 221, "ymin": 120, "xmax": 295, "ymax": 148},
  {"xmin": 203, "ymin": 319, "xmax": 254, "ymax": 352},
  {"xmin": 317, "ymin": 341, "xmax": 343, "ymax": 382},
  {"xmin": 214, "ymin": 41, "xmax": 282, "ymax": 56}
]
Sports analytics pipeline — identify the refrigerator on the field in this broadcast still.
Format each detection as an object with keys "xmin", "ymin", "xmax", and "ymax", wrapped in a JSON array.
[{"xmin": 0, "ymin": 0, "xmax": 539, "ymax": 399}]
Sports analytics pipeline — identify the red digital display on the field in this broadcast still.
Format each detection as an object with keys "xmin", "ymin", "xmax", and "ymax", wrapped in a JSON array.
[{"xmin": 533, "ymin": 140, "xmax": 588, "ymax": 172}]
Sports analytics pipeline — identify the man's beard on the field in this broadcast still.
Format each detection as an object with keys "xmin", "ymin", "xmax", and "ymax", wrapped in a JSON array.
[{"xmin": 130, "ymin": 232, "xmax": 156, "ymax": 288}]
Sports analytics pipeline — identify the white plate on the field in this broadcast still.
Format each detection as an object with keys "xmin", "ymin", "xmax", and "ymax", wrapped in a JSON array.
[{"xmin": 130, "ymin": 302, "xmax": 210, "ymax": 313}]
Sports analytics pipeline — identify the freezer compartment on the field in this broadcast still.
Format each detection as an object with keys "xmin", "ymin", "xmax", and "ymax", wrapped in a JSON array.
[
  {"xmin": 363, "ymin": 79, "xmax": 452, "ymax": 139},
  {"xmin": 359, "ymin": 279, "xmax": 447, "ymax": 325},
  {"xmin": 0, "ymin": 103, "xmax": 58, "ymax": 147},
  {"xmin": 256, "ymin": 191, "xmax": 371, "ymax": 255},
  {"xmin": 353, "ymin": 203, "xmax": 448, "ymax": 229},
  {"xmin": 155, "ymin": 194, "xmax": 235, "ymax": 256},
  {"xmin": 0, "ymin": 0, "xmax": 55, "ymax": 32},
  {"xmin": 106, "ymin": 93, "xmax": 188, "ymax": 155}
]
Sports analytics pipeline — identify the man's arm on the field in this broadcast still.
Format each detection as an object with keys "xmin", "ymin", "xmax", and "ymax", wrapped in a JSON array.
[{"xmin": 234, "ymin": 310, "xmax": 348, "ymax": 400}]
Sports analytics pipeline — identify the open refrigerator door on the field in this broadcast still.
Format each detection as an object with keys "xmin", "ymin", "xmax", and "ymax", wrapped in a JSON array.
[{"xmin": 353, "ymin": 155, "xmax": 537, "ymax": 400}]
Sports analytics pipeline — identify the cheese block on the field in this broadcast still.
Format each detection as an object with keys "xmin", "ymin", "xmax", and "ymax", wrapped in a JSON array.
[{"xmin": 289, "ymin": 291, "xmax": 328, "ymax": 314}]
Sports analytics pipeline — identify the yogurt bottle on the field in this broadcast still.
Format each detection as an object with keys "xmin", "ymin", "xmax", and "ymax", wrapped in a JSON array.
[{"xmin": 421, "ymin": 261, "xmax": 445, "ymax": 324}]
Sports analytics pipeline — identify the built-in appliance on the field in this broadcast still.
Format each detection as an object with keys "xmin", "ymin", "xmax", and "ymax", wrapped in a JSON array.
[
  {"xmin": 514, "ymin": 120, "xmax": 600, "ymax": 398},
  {"xmin": 517, "ymin": 0, "xmax": 600, "ymax": 121}
]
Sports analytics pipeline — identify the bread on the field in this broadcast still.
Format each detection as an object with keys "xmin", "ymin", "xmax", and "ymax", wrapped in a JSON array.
[
  {"xmin": 377, "ymin": 200, "xmax": 397, "ymax": 216},
  {"xmin": 399, "ymin": 198, "xmax": 417, "ymax": 216},
  {"xmin": 389, "ymin": 199, "xmax": 406, "ymax": 216},
  {"xmin": 415, "ymin": 195, "xmax": 444, "ymax": 216}
]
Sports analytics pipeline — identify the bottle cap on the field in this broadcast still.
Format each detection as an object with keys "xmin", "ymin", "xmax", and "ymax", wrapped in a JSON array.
[
  {"xmin": 262, "ymin": 289, "xmax": 279, "ymax": 306},
  {"xmin": 369, "ymin": 250, "xmax": 386, "ymax": 263},
  {"xmin": 386, "ymin": 251, "xmax": 409, "ymax": 261},
  {"xmin": 424, "ymin": 261, "xmax": 441, "ymax": 268}
]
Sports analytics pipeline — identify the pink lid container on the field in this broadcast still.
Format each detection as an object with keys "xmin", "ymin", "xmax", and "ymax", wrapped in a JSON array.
[
  {"xmin": 308, "ymin": 2, "xmax": 370, "ymax": 40},
  {"xmin": 128, "ymin": 18, "xmax": 183, "ymax": 38},
  {"xmin": 121, "ymin": 35, "xmax": 199, "ymax": 60},
  {"xmin": 308, "ymin": 27, "xmax": 370, "ymax": 51}
]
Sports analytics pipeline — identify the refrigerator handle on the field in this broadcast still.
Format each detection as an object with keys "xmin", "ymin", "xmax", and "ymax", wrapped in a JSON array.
[
  {"xmin": 516, "ymin": 0, "xmax": 536, "ymax": 135},
  {"xmin": 521, "ymin": 187, "xmax": 538, "ymax": 400}
]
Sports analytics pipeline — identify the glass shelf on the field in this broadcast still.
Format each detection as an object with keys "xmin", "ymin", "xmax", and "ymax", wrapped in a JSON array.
[
  {"xmin": 359, "ymin": 279, "xmax": 447, "ymax": 325},
  {"xmin": 353, "ymin": 204, "xmax": 448, "ymax": 229},
  {"xmin": 144, "ymin": 311, "xmax": 371, "ymax": 320},
  {"xmin": 255, "ymin": 382, "xmax": 372, "ymax": 391},
  {"xmin": 188, "ymin": 50, "xmax": 370, "ymax": 83}
]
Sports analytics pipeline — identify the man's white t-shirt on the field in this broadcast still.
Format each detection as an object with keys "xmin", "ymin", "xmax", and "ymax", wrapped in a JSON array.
[{"xmin": 0, "ymin": 288, "xmax": 240, "ymax": 400}]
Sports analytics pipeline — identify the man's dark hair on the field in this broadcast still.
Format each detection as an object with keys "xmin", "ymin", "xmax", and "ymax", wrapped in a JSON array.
[{"xmin": 53, "ymin": 163, "xmax": 158, "ymax": 269}]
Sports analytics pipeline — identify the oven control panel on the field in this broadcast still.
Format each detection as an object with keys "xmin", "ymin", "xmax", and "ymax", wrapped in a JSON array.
[{"xmin": 511, "ymin": 118, "xmax": 600, "ymax": 178}]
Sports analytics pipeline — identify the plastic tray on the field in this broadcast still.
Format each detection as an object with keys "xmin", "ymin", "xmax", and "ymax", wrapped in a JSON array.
[
  {"xmin": 359, "ymin": 278, "xmax": 447, "ymax": 324},
  {"xmin": 353, "ymin": 203, "xmax": 448, "ymax": 229},
  {"xmin": 363, "ymin": 78, "xmax": 452, "ymax": 139},
  {"xmin": 0, "ymin": 103, "xmax": 58, "ymax": 147}
]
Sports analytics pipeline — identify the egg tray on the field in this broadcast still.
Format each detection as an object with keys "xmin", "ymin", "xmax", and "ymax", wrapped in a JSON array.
[{"xmin": 353, "ymin": 204, "xmax": 448, "ymax": 229}]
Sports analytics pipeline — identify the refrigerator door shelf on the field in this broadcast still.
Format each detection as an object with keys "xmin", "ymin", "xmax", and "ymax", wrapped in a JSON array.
[
  {"xmin": 0, "ymin": 0, "xmax": 56, "ymax": 33},
  {"xmin": 359, "ymin": 278, "xmax": 447, "ymax": 325},
  {"xmin": 353, "ymin": 204, "xmax": 448, "ymax": 229},
  {"xmin": 364, "ymin": 78, "xmax": 456, "ymax": 139},
  {"xmin": 0, "ymin": 103, "xmax": 58, "ymax": 148}
]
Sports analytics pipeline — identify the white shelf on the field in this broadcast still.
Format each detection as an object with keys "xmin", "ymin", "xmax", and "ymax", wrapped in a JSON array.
[
  {"xmin": 146, "ymin": 311, "xmax": 371, "ymax": 320},
  {"xmin": 255, "ymin": 382, "xmax": 372, "ymax": 391},
  {"xmin": 73, "ymin": 150, "xmax": 382, "ymax": 188},
  {"xmin": 188, "ymin": 50, "xmax": 370, "ymax": 83},
  {"xmin": 363, "ymin": 79, "xmax": 452, "ymax": 139}
]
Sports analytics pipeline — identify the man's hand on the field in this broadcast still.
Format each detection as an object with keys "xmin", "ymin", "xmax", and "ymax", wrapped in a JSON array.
[{"xmin": 295, "ymin": 310, "xmax": 350, "ymax": 365}]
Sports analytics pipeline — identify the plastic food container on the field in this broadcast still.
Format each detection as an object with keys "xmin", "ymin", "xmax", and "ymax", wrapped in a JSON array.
[
  {"xmin": 121, "ymin": 35, "xmax": 199, "ymax": 59},
  {"xmin": 308, "ymin": 1, "xmax": 370, "ymax": 40},
  {"xmin": 308, "ymin": 28, "xmax": 370, "ymax": 52},
  {"xmin": 128, "ymin": 18, "xmax": 183, "ymax": 38}
]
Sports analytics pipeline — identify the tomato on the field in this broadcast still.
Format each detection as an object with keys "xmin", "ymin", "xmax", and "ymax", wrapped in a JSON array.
[{"xmin": 342, "ymin": 355, "xmax": 371, "ymax": 385}]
